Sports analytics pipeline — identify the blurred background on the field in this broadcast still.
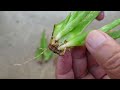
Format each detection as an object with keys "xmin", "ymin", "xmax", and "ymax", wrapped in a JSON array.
[{"xmin": 0, "ymin": 11, "xmax": 120, "ymax": 79}]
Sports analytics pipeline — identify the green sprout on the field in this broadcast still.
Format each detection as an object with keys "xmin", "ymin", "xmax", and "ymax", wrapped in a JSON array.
[
  {"xmin": 14, "ymin": 30, "xmax": 54, "ymax": 66},
  {"xmin": 49, "ymin": 11, "xmax": 120, "ymax": 55},
  {"xmin": 35, "ymin": 30, "xmax": 53, "ymax": 62}
]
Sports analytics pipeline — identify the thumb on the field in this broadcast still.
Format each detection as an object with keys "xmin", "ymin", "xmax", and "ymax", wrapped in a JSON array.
[{"xmin": 86, "ymin": 30, "xmax": 120, "ymax": 79}]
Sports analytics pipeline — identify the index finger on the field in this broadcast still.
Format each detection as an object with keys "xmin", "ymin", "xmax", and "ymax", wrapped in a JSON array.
[
  {"xmin": 56, "ymin": 50, "xmax": 74, "ymax": 79},
  {"xmin": 96, "ymin": 11, "xmax": 104, "ymax": 21},
  {"xmin": 71, "ymin": 46, "xmax": 88, "ymax": 79}
]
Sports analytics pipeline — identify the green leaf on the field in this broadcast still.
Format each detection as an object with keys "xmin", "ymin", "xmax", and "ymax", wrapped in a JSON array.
[
  {"xmin": 44, "ymin": 50, "xmax": 53, "ymax": 61},
  {"xmin": 41, "ymin": 32, "xmax": 54, "ymax": 61},
  {"xmin": 49, "ymin": 11, "xmax": 120, "ymax": 55},
  {"xmin": 55, "ymin": 11, "xmax": 91, "ymax": 40},
  {"xmin": 36, "ymin": 30, "xmax": 54, "ymax": 61},
  {"xmin": 100, "ymin": 19, "xmax": 120, "ymax": 32},
  {"xmin": 107, "ymin": 30, "xmax": 120, "ymax": 39},
  {"xmin": 53, "ymin": 13, "xmax": 71, "ymax": 37},
  {"xmin": 41, "ymin": 30, "xmax": 47, "ymax": 49},
  {"xmin": 35, "ymin": 30, "xmax": 47, "ymax": 60},
  {"xmin": 35, "ymin": 48, "xmax": 43, "ymax": 60},
  {"xmin": 60, "ymin": 11, "xmax": 100, "ymax": 43}
]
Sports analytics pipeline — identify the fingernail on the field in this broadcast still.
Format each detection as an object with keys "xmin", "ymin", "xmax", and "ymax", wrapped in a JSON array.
[{"xmin": 87, "ymin": 30, "xmax": 107, "ymax": 49}]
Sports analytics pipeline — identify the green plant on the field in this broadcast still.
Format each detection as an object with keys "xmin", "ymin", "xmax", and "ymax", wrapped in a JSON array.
[
  {"xmin": 49, "ymin": 11, "xmax": 120, "ymax": 55},
  {"xmin": 14, "ymin": 30, "xmax": 54, "ymax": 66},
  {"xmin": 35, "ymin": 30, "xmax": 53, "ymax": 62}
]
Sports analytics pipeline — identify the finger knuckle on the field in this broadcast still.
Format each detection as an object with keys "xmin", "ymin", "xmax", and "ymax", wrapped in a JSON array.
[{"xmin": 103, "ymin": 50, "xmax": 120, "ymax": 75}]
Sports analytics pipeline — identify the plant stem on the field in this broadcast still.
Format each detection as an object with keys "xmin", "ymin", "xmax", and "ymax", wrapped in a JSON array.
[
  {"xmin": 107, "ymin": 30, "xmax": 120, "ymax": 39},
  {"xmin": 55, "ymin": 11, "xmax": 91, "ymax": 40},
  {"xmin": 58, "ymin": 19, "xmax": 120, "ymax": 51},
  {"xmin": 100, "ymin": 19, "xmax": 120, "ymax": 32},
  {"xmin": 53, "ymin": 13, "xmax": 71, "ymax": 37},
  {"xmin": 60, "ymin": 11, "xmax": 100, "ymax": 43}
]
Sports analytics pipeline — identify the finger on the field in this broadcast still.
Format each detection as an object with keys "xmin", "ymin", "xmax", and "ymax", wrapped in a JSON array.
[
  {"xmin": 89, "ymin": 65, "xmax": 107, "ymax": 79},
  {"xmin": 96, "ymin": 11, "xmax": 104, "ymax": 21},
  {"xmin": 87, "ymin": 52, "xmax": 107, "ymax": 79},
  {"xmin": 86, "ymin": 30, "xmax": 120, "ymax": 79},
  {"xmin": 56, "ymin": 50, "xmax": 74, "ymax": 79},
  {"xmin": 87, "ymin": 51, "xmax": 98, "ymax": 69},
  {"xmin": 102, "ymin": 75, "xmax": 110, "ymax": 79},
  {"xmin": 81, "ymin": 73, "xmax": 95, "ymax": 79},
  {"xmin": 71, "ymin": 46, "xmax": 88, "ymax": 79}
]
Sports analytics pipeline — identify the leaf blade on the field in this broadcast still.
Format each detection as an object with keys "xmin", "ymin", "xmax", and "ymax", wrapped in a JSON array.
[
  {"xmin": 107, "ymin": 30, "xmax": 120, "ymax": 39},
  {"xmin": 35, "ymin": 30, "xmax": 47, "ymax": 60}
]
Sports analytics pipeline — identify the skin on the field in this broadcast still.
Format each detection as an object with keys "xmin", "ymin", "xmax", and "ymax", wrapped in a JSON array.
[
  {"xmin": 56, "ymin": 46, "xmax": 109, "ymax": 79},
  {"xmin": 56, "ymin": 11, "xmax": 120, "ymax": 79}
]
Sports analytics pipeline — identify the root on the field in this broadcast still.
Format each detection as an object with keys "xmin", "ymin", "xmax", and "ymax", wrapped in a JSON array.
[{"xmin": 13, "ymin": 48, "xmax": 47, "ymax": 66}]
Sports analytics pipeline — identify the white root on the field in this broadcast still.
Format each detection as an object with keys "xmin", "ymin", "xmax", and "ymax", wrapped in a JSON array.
[{"xmin": 13, "ymin": 48, "xmax": 47, "ymax": 66}]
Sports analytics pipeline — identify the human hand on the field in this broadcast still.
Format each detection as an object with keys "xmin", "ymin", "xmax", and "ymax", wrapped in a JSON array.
[
  {"xmin": 55, "ymin": 11, "xmax": 106, "ymax": 79},
  {"xmin": 55, "ymin": 11, "xmax": 120, "ymax": 79}
]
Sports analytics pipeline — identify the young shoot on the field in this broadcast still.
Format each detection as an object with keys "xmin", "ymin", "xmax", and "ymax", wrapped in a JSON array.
[
  {"xmin": 14, "ymin": 30, "xmax": 54, "ymax": 66},
  {"xmin": 49, "ymin": 11, "xmax": 120, "ymax": 55}
]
